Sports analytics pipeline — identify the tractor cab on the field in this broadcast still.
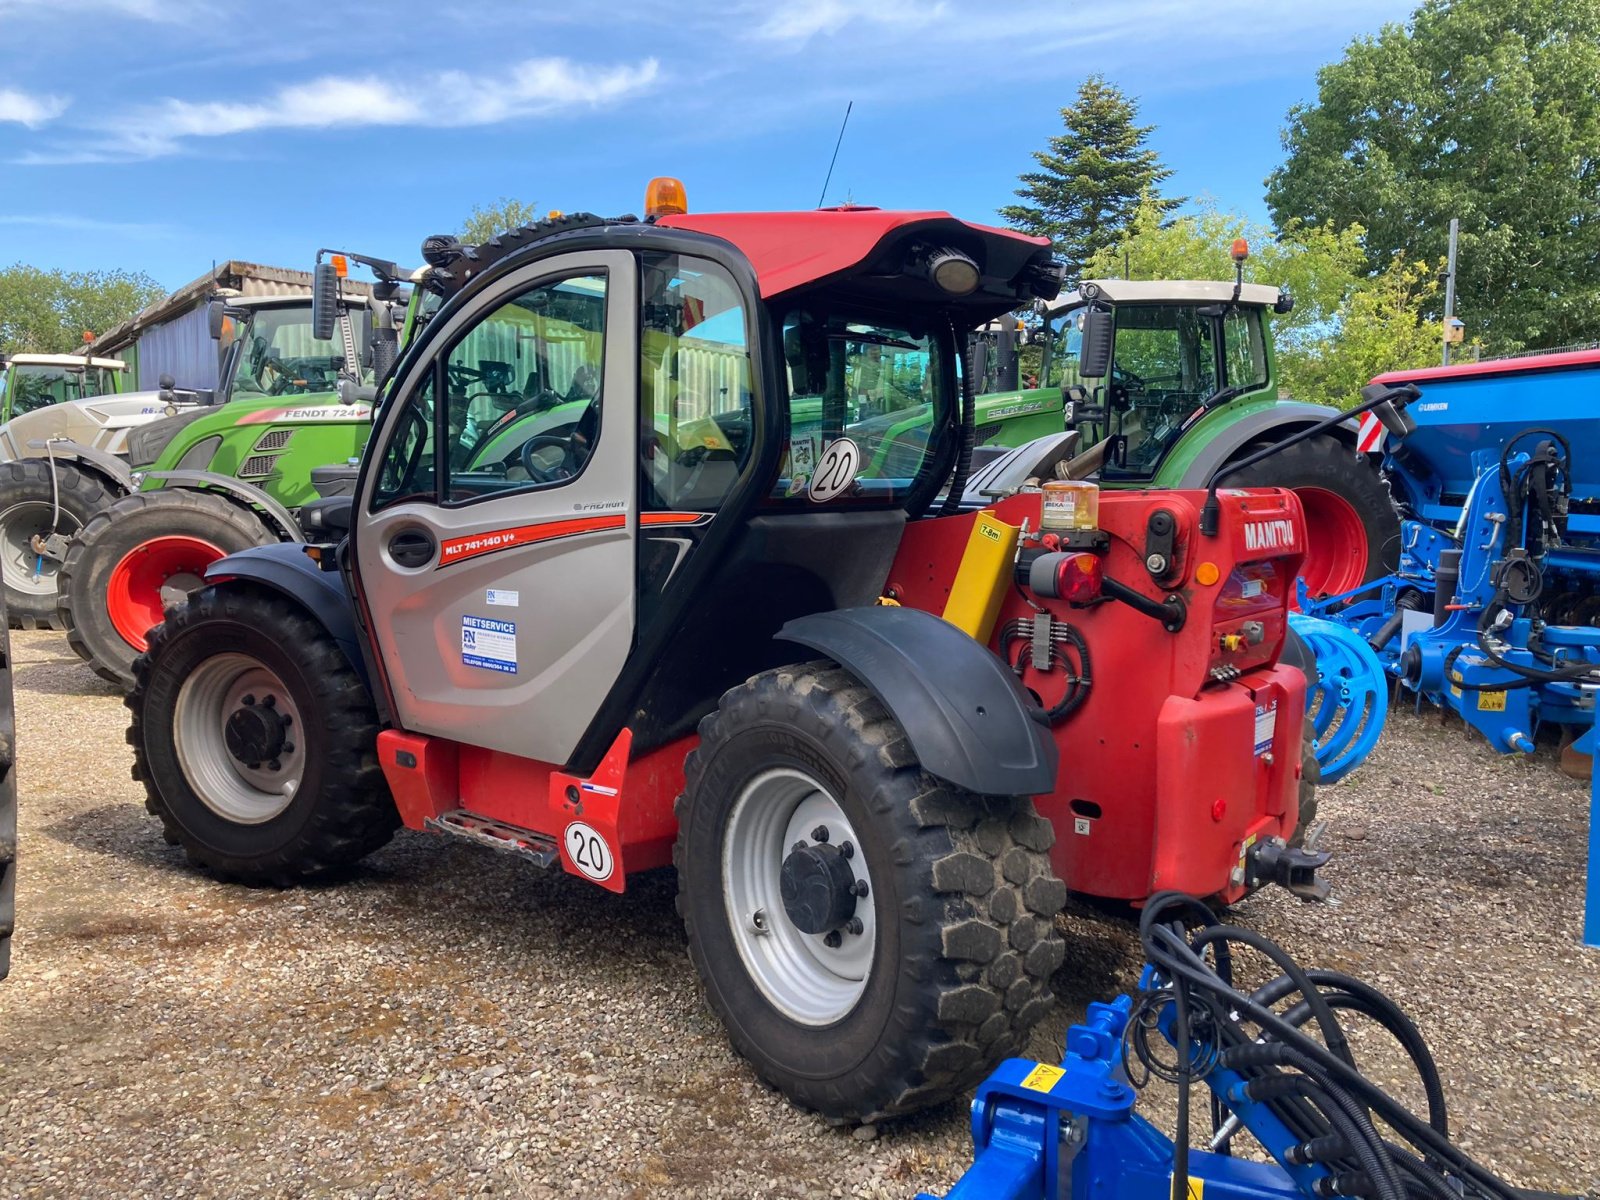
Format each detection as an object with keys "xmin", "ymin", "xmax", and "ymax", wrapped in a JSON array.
[{"xmin": 0, "ymin": 353, "xmax": 127, "ymax": 420}]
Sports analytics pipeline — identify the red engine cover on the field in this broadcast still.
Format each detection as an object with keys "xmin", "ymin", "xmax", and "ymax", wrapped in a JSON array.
[{"xmin": 886, "ymin": 487, "xmax": 1309, "ymax": 904}]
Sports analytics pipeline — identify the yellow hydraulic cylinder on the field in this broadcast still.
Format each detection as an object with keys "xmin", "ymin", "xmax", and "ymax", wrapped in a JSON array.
[{"xmin": 941, "ymin": 510, "xmax": 1020, "ymax": 643}]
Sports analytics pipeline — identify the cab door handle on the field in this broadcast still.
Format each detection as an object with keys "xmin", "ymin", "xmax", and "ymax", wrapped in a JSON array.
[{"xmin": 388, "ymin": 529, "xmax": 435, "ymax": 568}]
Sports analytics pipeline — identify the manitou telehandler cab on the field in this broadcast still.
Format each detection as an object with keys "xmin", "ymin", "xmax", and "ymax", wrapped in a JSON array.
[{"xmin": 127, "ymin": 182, "xmax": 1327, "ymax": 1123}]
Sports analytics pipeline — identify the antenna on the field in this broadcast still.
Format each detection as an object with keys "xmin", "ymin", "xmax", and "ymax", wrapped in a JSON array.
[{"xmin": 817, "ymin": 101, "xmax": 854, "ymax": 209}]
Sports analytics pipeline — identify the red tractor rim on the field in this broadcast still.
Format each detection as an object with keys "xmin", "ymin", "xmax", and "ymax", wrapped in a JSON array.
[
  {"xmin": 1295, "ymin": 486, "xmax": 1368, "ymax": 599},
  {"xmin": 106, "ymin": 535, "xmax": 227, "ymax": 652}
]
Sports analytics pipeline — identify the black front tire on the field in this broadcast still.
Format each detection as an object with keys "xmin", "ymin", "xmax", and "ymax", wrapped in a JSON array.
[
  {"xmin": 0, "ymin": 458, "xmax": 119, "ymax": 630},
  {"xmin": 128, "ymin": 584, "xmax": 397, "ymax": 884},
  {"xmin": 675, "ymin": 662, "xmax": 1067, "ymax": 1123},
  {"xmin": 61, "ymin": 489, "xmax": 274, "ymax": 686}
]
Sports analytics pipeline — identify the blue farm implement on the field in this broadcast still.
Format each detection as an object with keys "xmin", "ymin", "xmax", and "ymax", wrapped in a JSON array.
[
  {"xmin": 1303, "ymin": 356, "xmax": 1600, "ymax": 777},
  {"xmin": 921, "ymin": 893, "xmax": 1575, "ymax": 1200},
  {"xmin": 1288, "ymin": 613, "xmax": 1388, "ymax": 786}
]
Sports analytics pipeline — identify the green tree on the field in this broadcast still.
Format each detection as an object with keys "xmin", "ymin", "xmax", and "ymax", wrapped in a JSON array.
[
  {"xmin": 1266, "ymin": 0, "xmax": 1600, "ymax": 354},
  {"xmin": 459, "ymin": 197, "xmax": 543, "ymax": 244},
  {"xmin": 1002, "ymin": 76, "xmax": 1179, "ymax": 275},
  {"xmin": 0, "ymin": 265, "xmax": 164, "ymax": 354},
  {"xmin": 1083, "ymin": 195, "xmax": 1445, "ymax": 409}
]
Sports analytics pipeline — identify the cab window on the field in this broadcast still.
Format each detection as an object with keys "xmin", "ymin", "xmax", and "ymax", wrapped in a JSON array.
[
  {"xmin": 772, "ymin": 311, "xmax": 944, "ymax": 506},
  {"xmin": 639, "ymin": 253, "xmax": 754, "ymax": 511}
]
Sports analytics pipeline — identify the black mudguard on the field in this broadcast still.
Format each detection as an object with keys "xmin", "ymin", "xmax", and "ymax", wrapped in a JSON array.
[
  {"xmin": 203, "ymin": 542, "xmax": 368, "ymax": 687},
  {"xmin": 1173, "ymin": 401, "xmax": 1353, "ymax": 487},
  {"xmin": 778, "ymin": 606, "xmax": 1059, "ymax": 797}
]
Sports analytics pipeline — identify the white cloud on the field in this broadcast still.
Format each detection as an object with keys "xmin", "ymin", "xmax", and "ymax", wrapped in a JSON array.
[
  {"xmin": 0, "ymin": 213, "xmax": 172, "ymax": 236},
  {"xmin": 753, "ymin": 0, "xmax": 947, "ymax": 43},
  {"xmin": 0, "ymin": 88, "xmax": 68, "ymax": 128},
  {"xmin": 17, "ymin": 55, "xmax": 659, "ymax": 164}
]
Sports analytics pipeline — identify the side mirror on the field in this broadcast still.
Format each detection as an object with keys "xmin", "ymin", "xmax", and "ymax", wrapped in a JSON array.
[
  {"xmin": 1359, "ymin": 381, "xmax": 1420, "ymax": 438},
  {"xmin": 1078, "ymin": 308, "xmax": 1114, "ymax": 379},
  {"xmin": 312, "ymin": 261, "xmax": 339, "ymax": 342},
  {"xmin": 207, "ymin": 300, "xmax": 226, "ymax": 341}
]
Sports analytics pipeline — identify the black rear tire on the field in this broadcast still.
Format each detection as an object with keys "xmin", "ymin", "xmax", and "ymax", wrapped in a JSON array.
[
  {"xmin": 0, "ymin": 458, "xmax": 120, "ymax": 630},
  {"xmin": 1290, "ymin": 724, "xmax": 1321, "ymax": 848},
  {"xmin": 127, "ymin": 584, "xmax": 397, "ymax": 884},
  {"xmin": 60, "ymin": 489, "xmax": 273, "ymax": 687},
  {"xmin": 1224, "ymin": 435, "xmax": 1398, "ymax": 594},
  {"xmin": 675, "ymin": 662, "xmax": 1067, "ymax": 1123}
]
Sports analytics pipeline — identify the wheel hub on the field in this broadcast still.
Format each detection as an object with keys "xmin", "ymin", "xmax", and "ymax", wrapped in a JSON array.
[
  {"xmin": 780, "ymin": 841, "xmax": 858, "ymax": 935},
  {"xmin": 224, "ymin": 698, "xmax": 288, "ymax": 768}
]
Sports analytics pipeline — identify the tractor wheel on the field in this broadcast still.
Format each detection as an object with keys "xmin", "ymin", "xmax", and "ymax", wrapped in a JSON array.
[
  {"xmin": 0, "ymin": 458, "xmax": 119, "ymax": 630},
  {"xmin": 675, "ymin": 662, "xmax": 1067, "ymax": 1123},
  {"xmin": 60, "ymin": 490, "xmax": 273, "ymax": 687},
  {"xmin": 1290, "ymin": 724, "xmax": 1321, "ymax": 849},
  {"xmin": 1223, "ymin": 435, "xmax": 1398, "ymax": 599},
  {"xmin": 127, "ymin": 585, "xmax": 397, "ymax": 884}
]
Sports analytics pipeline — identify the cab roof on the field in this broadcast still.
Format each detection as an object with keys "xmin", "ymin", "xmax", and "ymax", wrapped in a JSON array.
[
  {"xmin": 1048, "ymin": 279, "xmax": 1283, "ymax": 312},
  {"xmin": 658, "ymin": 208, "xmax": 1054, "ymax": 315},
  {"xmin": 0, "ymin": 353, "xmax": 127, "ymax": 369}
]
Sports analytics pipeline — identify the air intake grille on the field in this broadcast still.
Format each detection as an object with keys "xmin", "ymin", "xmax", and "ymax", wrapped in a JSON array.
[
  {"xmin": 239, "ymin": 454, "xmax": 280, "ymax": 478},
  {"xmin": 253, "ymin": 429, "xmax": 293, "ymax": 452}
]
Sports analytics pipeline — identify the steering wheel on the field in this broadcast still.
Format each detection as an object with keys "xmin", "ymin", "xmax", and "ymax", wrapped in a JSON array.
[{"xmin": 519, "ymin": 433, "xmax": 575, "ymax": 484}]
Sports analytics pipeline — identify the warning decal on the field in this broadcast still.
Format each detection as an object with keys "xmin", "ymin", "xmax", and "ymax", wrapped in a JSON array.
[
  {"xmin": 462, "ymin": 615, "xmax": 517, "ymax": 674},
  {"xmin": 1253, "ymin": 701, "xmax": 1278, "ymax": 756},
  {"xmin": 1019, "ymin": 1062, "xmax": 1066, "ymax": 1093}
]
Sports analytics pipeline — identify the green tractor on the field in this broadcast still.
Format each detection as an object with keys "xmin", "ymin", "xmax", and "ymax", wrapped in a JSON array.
[
  {"xmin": 965, "ymin": 258, "xmax": 1398, "ymax": 597},
  {"xmin": 40, "ymin": 273, "xmax": 409, "ymax": 684}
]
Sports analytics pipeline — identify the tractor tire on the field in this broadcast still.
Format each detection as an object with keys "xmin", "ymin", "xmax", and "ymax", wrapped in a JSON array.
[
  {"xmin": 127, "ymin": 584, "xmax": 397, "ymax": 884},
  {"xmin": 1290, "ymin": 723, "xmax": 1321, "ymax": 849},
  {"xmin": 0, "ymin": 458, "xmax": 120, "ymax": 630},
  {"xmin": 674, "ymin": 662, "xmax": 1067, "ymax": 1124},
  {"xmin": 1223, "ymin": 435, "xmax": 1398, "ymax": 600},
  {"xmin": 60, "ymin": 489, "xmax": 273, "ymax": 687}
]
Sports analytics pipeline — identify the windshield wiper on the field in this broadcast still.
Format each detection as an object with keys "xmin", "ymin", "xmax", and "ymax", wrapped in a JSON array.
[{"xmin": 831, "ymin": 332, "xmax": 919, "ymax": 350}]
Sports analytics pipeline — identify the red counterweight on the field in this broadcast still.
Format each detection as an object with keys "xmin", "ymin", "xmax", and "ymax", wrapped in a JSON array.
[{"xmin": 883, "ymin": 487, "xmax": 1309, "ymax": 906}]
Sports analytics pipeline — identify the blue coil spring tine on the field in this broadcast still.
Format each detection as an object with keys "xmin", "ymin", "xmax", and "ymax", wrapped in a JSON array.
[{"xmin": 1288, "ymin": 613, "xmax": 1390, "ymax": 785}]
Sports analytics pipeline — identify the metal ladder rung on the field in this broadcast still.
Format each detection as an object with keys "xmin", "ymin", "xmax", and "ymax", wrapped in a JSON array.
[{"xmin": 424, "ymin": 810, "xmax": 560, "ymax": 869}]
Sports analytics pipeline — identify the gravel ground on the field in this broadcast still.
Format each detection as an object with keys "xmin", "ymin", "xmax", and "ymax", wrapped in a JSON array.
[{"xmin": 0, "ymin": 628, "xmax": 1595, "ymax": 1199}]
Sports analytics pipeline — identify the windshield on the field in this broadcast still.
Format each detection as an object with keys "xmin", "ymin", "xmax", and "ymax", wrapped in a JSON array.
[
  {"xmin": 1064, "ymin": 303, "xmax": 1269, "ymax": 479},
  {"xmin": 229, "ymin": 303, "xmax": 370, "ymax": 397},
  {"xmin": 6, "ymin": 363, "xmax": 116, "ymax": 413},
  {"xmin": 773, "ymin": 311, "xmax": 946, "ymax": 506}
]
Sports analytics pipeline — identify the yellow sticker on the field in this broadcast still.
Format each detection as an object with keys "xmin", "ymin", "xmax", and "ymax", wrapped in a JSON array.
[
  {"xmin": 1448, "ymin": 682, "xmax": 1462, "ymax": 698},
  {"xmin": 1477, "ymin": 690, "xmax": 1506, "ymax": 712},
  {"xmin": 979, "ymin": 523, "xmax": 1001, "ymax": 542},
  {"xmin": 1171, "ymin": 1176, "xmax": 1204, "ymax": 1200},
  {"xmin": 1019, "ymin": 1063, "xmax": 1066, "ymax": 1093}
]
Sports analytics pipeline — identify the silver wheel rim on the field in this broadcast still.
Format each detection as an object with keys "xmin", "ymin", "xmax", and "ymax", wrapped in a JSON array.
[
  {"xmin": 722, "ymin": 767, "xmax": 878, "ymax": 1026},
  {"xmin": 173, "ymin": 653, "xmax": 305, "ymax": 824},
  {"xmin": 0, "ymin": 500, "xmax": 79, "ymax": 597}
]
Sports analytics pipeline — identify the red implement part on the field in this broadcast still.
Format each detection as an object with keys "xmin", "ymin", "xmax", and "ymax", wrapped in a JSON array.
[
  {"xmin": 885, "ymin": 487, "xmax": 1308, "ymax": 904},
  {"xmin": 107, "ymin": 534, "xmax": 226, "ymax": 652}
]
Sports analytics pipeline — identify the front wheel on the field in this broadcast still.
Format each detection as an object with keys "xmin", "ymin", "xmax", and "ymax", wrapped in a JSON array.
[
  {"xmin": 60, "ymin": 489, "xmax": 274, "ymax": 686},
  {"xmin": 127, "ymin": 585, "xmax": 397, "ymax": 883},
  {"xmin": 675, "ymin": 663, "xmax": 1067, "ymax": 1123}
]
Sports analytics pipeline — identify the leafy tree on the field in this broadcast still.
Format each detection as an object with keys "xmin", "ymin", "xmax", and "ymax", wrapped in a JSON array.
[
  {"xmin": 0, "ymin": 265, "xmax": 164, "ymax": 354},
  {"xmin": 1083, "ymin": 195, "xmax": 1445, "ymax": 409},
  {"xmin": 1002, "ymin": 76, "xmax": 1179, "ymax": 275},
  {"xmin": 459, "ymin": 197, "xmax": 543, "ymax": 244},
  {"xmin": 1266, "ymin": 0, "xmax": 1600, "ymax": 354}
]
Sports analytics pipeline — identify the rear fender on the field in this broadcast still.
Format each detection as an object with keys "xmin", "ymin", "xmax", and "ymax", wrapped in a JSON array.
[
  {"xmin": 777, "ymin": 606, "xmax": 1058, "ymax": 797},
  {"xmin": 23, "ymin": 438, "xmax": 135, "ymax": 493},
  {"xmin": 203, "ymin": 542, "xmax": 368, "ymax": 688},
  {"xmin": 144, "ymin": 470, "xmax": 305, "ymax": 542},
  {"xmin": 1167, "ymin": 402, "xmax": 1353, "ymax": 488}
]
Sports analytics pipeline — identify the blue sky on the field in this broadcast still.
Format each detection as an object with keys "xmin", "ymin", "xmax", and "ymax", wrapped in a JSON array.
[{"xmin": 0, "ymin": 0, "xmax": 1414, "ymax": 292}]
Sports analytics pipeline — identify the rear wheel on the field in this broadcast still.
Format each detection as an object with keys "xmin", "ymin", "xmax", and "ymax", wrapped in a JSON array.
[
  {"xmin": 675, "ymin": 662, "xmax": 1067, "ymax": 1123},
  {"xmin": 1224, "ymin": 435, "xmax": 1398, "ymax": 599},
  {"xmin": 60, "ymin": 490, "xmax": 273, "ymax": 686},
  {"xmin": 0, "ymin": 458, "xmax": 119, "ymax": 630},
  {"xmin": 127, "ymin": 585, "xmax": 397, "ymax": 883}
]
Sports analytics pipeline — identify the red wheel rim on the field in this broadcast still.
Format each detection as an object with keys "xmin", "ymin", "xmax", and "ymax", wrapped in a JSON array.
[
  {"xmin": 1295, "ymin": 486, "xmax": 1368, "ymax": 601},
  {"xmin": 106, "ymin": 535, "xmax": 226, "ymax": 652}
]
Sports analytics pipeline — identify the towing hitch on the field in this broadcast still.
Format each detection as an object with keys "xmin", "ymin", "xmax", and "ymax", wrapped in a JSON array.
[{"xmin": 1247, "ymin": 837, "xmax": 1330, "ymax": 902}]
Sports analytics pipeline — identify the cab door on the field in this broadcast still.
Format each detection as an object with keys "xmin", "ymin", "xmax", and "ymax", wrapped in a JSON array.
[{"xmin": 352, "ymin": 250, "xmax": 638, "ymax": 765}]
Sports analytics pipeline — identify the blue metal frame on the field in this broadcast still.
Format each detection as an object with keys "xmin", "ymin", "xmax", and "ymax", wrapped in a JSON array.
[
  {"xmin": 1287, "ymin": 613, "xmax": 1388, "ymax": 784},
  {"xmin": 919, "ymin": 996, "xmax": 1330, "ymax": 1200}
]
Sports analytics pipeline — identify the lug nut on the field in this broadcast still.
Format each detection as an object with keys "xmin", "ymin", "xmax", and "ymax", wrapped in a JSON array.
[
  {"xmin": 282, "ymin": 742, "xmax": 295, "ymax": 755},
  {"xmin": 241, "ymin": 694, "xmax": 255, "ymax": 706},
  {"xmin": 844, "ymin": 917, "xmax": 864, "ymax": 936},
  {"xmin": 823, "ymin": 930, "xmax": 842, "ymax": 949},
  {"xmin": 811, "ymin": 825, "xmax": 829, "ymax": 842},
  {"xmin": 839, "ymin": 840, "xmax": 855, "ymax": 860},
  {"xmin": 850, "ymin": 880, "xmax": 870, "ymax": 898},
  {"xmin": 262, "ymin": 695, "xmax": 276, "ymax": 708},
  {"xmin": 267, "ymin": 759, "xmax": 282, "ymax": 771},
  {"xmin": 792, "ymin": 840, "xmax": 808, "ymax": 852},
  {"xmin": 247, "ymin": 762, "xmax": 260, "ymax": 770},
  {"xmin": 281, "ymin": 713, "xmax": 293, "ymax": 727}
]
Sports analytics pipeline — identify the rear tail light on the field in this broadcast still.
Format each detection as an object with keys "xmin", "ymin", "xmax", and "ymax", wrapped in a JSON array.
[{"xmin": 1027, "ymin": 551, "xmax": 1103, "ymax": 604}]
